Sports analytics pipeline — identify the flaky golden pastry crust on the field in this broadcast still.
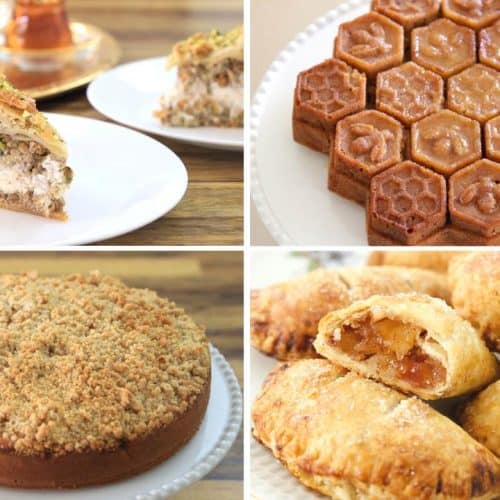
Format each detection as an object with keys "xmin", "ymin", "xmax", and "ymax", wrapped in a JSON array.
[
  {"xmin": 314, "ymin": 294, "xmax": 497, "ymax": 400},
  {"xmin": 0, "ymin": 76, "xmax": 66, "ymax": 159},
  {"xmin": 367, "ymin": 252, "xmax": 469, "ymax": 273},
  {"xmin": 251, "ymin": 266, "xmax": 450, "ymax": 361},
  {"xmin": 449, "ymin": 253, "xmax": 500, "ymax": 352},
  {"xmin": 461, "ymin": 380, "xmax": 500, "ymax": 458},
  {"xmin": 252, "ymin": 360, "xmax": 500, "ymax": 500}
]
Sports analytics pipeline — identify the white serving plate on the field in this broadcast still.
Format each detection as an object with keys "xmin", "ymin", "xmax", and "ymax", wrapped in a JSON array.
[
  {"xmin": 251, "ymin": 0, "xmax": 375, "ymax": 245},
  {"xmin": 0, "ymin": 345, "xmax": 242, "ymax": 500},
  {"xmin": 0, "ymin": 113, "xmax": 188, "ymax": 246},
  {"xmin": 88, "ymin": 57, "xmax": 243, "ymax": 151}
]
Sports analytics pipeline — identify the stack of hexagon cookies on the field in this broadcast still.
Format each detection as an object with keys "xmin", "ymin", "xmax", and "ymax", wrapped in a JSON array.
[{"xmin": 292, "ymin": 0, "xmax": 500, "ymax": 245}]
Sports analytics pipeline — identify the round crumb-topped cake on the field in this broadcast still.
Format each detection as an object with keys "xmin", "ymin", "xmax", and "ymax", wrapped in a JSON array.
[{"xmin": 0, "ymin": 272, "xmax": 211, "ymax": 489}]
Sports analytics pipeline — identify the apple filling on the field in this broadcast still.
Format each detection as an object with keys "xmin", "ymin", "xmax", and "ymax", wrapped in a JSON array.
[{"xmin": 330, "ymin": 315, "xmax": 446, "ymax": 389}]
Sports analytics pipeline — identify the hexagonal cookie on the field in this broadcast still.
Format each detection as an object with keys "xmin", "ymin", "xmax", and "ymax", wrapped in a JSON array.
[
  {"xmin": 335, "ymin": 12, "xmax": 404, "ymax": 79},
  {"xmin": 485, "ymin": 116, "xmax": 500, "ymax": 162},
  {"xmin": 412, "ymin": 19, "xmax": 476, "ymax": 79},
  {"xmin": 442, "ymin": 0, "xmax": 500, "ymax": 31},
  {"xmin": 329, "ymin": 110, "xmax": 403, "ymax": 203},
  {"xmin": 449, "ymin": 159, "xmax": 500, "ymax": 237},
  {"xmin": 448, "ymin": 64, "xmax": 500, "ymax": 124},
  {"xmin": 479, "ymin": 21, "xmax": 500, "ymax": 71},
  {"xmin": 376, "ymin": 62, "xmax": 444, "ymax": 125},
  {"xmin": 368, "ymin": 161, "xmax": 447, "ymax": 244},
  {"xmin": 372, "ymin": 0, "xmax": 441, "ymax": 31},
  {"xmin": 411, "ymin": 110, "xmax": 481, "ymax": 176},
  {"xmin": 293, "ymin": 58, "xmax": 367, "ymax": 153}
]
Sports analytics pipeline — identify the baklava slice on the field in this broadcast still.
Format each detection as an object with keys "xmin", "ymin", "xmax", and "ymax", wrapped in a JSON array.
[
  {"xmin": 314, "ymin": 293, "xmax": 497, "ymax": 399},
  {"xmin": 155, "ymin": 26, "xmax": 243, "ymax": 127},
  {"xmin": 0, "ymin": 77, "xmax": 72, "ymax": 220},
  {"xmin": 253, "ymin": 360, "xmax": 500, "ymax": 500}
]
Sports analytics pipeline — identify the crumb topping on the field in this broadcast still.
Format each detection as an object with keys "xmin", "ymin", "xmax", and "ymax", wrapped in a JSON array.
[{"xmin": 0, "ymin": 272, "xmax": 210, "ymax": 457}]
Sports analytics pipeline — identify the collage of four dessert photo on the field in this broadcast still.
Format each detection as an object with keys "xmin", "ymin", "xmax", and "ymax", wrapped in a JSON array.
[{"xmin": 0, "ymin": 0, "xmax": 497, "ymax": 499}]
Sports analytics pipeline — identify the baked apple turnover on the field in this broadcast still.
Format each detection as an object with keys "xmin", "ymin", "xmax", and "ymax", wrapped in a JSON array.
[
  {"xmin": 252, "ymin": 360, "xmax": 500, "ymax": 500},
  {"xmin": 251, "ymin": 266, "xmax": 450, "ymax": 361},
  {"xmin": 314, "ymin": 294, "xmax": 497, "ymax": 399}
]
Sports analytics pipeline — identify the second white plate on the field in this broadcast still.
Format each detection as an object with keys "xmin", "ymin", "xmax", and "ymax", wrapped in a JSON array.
[
  {"xmin": 0, "ymin": 113, "xmax": 188, "ymax": 246},
  {"xmin": 88, "ymin": 57, "xmax": 243, "ymax": 151}
]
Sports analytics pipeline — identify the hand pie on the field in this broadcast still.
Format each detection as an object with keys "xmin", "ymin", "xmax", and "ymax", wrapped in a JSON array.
[
  {"xmin": 461, "ymin": 380, "xmax": 500, "ymax": 458},
  {"xmin": 0, "ymin": 77, "xmax": 72, "ymax": 220},
  {"xmin": 314, "ymin": 294, "xmax": 497, "ymax": 399},
  {"xmin": 253, "ymin": 360, "xmax": 500, "ymax": 500},
  {"xmin": 367, "ymin": 251, "xmax": 469, "ymax": 273},
  {"xmin": 251, "ymin": 266, "xmax": 450, "ymax": 361},
  {"xmin": 449, "ymin": 252, "xmax": 500, "ymax": 352}
]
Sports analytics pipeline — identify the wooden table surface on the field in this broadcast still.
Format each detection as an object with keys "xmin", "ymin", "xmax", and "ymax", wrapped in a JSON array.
[
  {"xmin": 40, "ymin": 0, "xmax": 243, "ymax": 246},
  {"xmin": 0, "ymin": 251, "xmax": 243, "ymax": 499}
]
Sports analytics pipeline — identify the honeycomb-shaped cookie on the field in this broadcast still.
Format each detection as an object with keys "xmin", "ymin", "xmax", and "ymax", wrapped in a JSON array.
[
  {"xmin": 372, "ymin": 0, "xmax": 441, "ymax": 30},
  {"xmin": 442, "ymin": 0, "xmax": 500, "ymax": 30},
  {"xmin": 448, "ymin": 64, "xmax": 500, "ymax": 123},
  {"xmin": 334, "ymin": 110, "xmax": 403, "ymax": 182},
  {"xmin": 449, "ymin": 159, "xmax": 500, "ymax": 237},
  {"xmin": 369, "ymin": 161, "xmax": 447, "ymax": 244},
  {"xmin": 479, "ymin": 21, "xmax": 500, "ymax": 71},
  {"xmin": 335, "ymin": 12, "xmax": 404, "ymax": 78},
  {"xmin": 294, "ymin": 59, "xmax": 367, "ymax": 126},
  {"xmin": 412, "ymin": 19, "xmax": 476, "ymax": 78},
  {"xmin": 411, "ymin": 110, "xmax": 482, "ymax": 176},
  {"xmin": 376, "ymin": 62, "xmax": 443, "ymax": 125},
  {"xmin": 485, "ymin": 116, "xmax": 500, "ymax": 162}
]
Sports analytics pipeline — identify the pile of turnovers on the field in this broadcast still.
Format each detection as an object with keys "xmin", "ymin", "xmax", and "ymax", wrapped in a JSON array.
[{"xmin": 293, "ymin": 0, "xmax": 500, "ymax": 245}]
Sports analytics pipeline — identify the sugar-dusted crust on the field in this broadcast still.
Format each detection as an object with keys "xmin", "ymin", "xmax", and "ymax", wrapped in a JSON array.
[
  {"xmin": 315, "ymin": 293, "xmax": 497, "ymax": 399},
  {"xmin": 251, "ymin": 266, "xmax": 450, "ymax": 361},
  {"xmin": 252, "ymin": 360, "xmax": 500, "ymax": 500},
  {"xmin": 367, "ymin": 251, "xmax": 469, "ymax": 273},
  {"xmin": 449, "ymin": 252, "xmax": 500, "ymax": 352},
  {"xmin": 0, "ymin": 272, "xmax": 211, "ymax": 487},
  {"xmin": 0, "ymin": 76, "xmax": 66, "ymax": 160},
  {"xmin": 461, "ymin": 380, "xmax": 500, "ymax": 458}
]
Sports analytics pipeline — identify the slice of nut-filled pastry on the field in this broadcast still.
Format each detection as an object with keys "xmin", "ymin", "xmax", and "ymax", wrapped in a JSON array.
[
  {"xmin": 251, "ymin": 266, "xmax": 450, "ymax": 361},
  {"xmin": 314, "ymin": 294, "xmax": 498, "ymax": 399},
  {"xmin": 252, "ymin": 360, "xmax": 500, "ymax": 500},
  {"xmin": 0, "ymin": 76, "xmax": 72, "ymax": 220}
]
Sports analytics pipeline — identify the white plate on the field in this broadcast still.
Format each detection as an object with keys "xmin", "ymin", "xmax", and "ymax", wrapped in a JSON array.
[
  {"xmin": 0, "ymin": 345, "xmax": 242, "ymax": 500},
  {"xmin": 251, "ymin": 0, "xmax": 375, "ymax": 245},
  {"xmin": 87, "ymin": 57, "xmax": 243, "ymax": 151},
  {"xmin": 0, "ymin": 113, "xmax": 188, "ymax": 246}
]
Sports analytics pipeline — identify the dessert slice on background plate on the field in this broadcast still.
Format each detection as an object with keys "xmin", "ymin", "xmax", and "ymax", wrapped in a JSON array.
[
  {"xmin": 156, "ymin": 26, "xmax": 244, "ymax": 128},
  {"xmin": 0, "ymin": 76, "xmax": 72, "ymax": 220}
]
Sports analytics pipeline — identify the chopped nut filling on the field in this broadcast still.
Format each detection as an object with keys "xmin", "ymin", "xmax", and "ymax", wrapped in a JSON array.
[{"xmin": 331, "ymin": 314, "xmax": 445, "ymax": 388}]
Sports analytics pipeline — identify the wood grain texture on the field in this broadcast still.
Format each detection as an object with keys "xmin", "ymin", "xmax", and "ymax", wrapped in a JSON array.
[
  {"xmin": 39, "ymin": 0, "xmax": 243, "ymax": 245},
  {"xmin": 0, "ymin": 251, "xmax": 243, "ymax": 498}
]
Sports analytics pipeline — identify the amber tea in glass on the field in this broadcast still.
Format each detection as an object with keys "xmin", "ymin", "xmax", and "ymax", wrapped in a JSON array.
[{"xmin": 6, "ymin": 0, "xmax": 73, "ymax": 50}]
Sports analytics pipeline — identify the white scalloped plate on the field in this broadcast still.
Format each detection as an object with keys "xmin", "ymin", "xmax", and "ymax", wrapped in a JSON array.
[
  {"xmin": 251, "ymin": 0, "xmax": 373, "ymax": 245},
  {"xmin": 0, "ymin": 345, "xmax": 242, "ymax": 500},
  {"xmin": 88, "ymin": 57, "xmax": 243, "ymax": 151}
]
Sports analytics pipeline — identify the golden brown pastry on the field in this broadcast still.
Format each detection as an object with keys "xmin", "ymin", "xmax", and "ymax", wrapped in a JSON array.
[
  {"xmin": 251, "ymin": 266, "xmax": 450, "ymax": 361},
  {"xmin": 461, "ymin": 380, "xmax": 500, "ymax": 458},
  {"xmin": 314, "ymin": 294, "xmax": 497, "ymax": 400},
  {"xmin": 0, "ymin": 76, "xmax": 72, "ymax": 220},
  {"xmin": 367, "ymin": 251, "xmax": 469, "ymax": 273},
  {"xmin": 252, "ymin": 360, "xmax": 500, "ymax": 500},
  {"xmin": 449, "ymin": 253, "xmax": 500, "ymax": 352}
]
